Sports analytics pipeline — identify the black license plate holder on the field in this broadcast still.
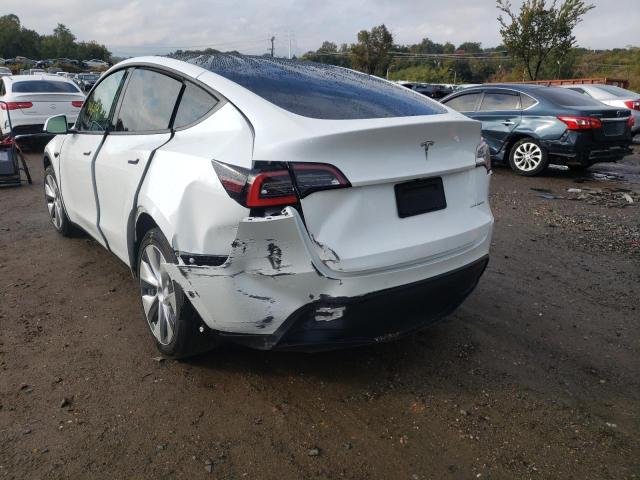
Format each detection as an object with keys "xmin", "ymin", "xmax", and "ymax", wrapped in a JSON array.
[{"xmin": 395, "ymin": 177, "xmax": 446, "ymax": 218}]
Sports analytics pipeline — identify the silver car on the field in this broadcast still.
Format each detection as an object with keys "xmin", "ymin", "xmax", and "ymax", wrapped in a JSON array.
[{"xmin": 561, "ymin": 84, "xmax": 640, "ymax": 134}]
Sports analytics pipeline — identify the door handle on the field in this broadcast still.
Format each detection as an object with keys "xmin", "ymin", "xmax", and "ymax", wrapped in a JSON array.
[
  {"xmin": 82, "ymin": 151, "xmax": 92, "ymax": 156},
  {"xmin": 127, "ymin": 158, "xmax": 140, "ymax": 165},
  {"xmin": 502, "ymin": 121, "xmax": 515, "ymax": 126}
]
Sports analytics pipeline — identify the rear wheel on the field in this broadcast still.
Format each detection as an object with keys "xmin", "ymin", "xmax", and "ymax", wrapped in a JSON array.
[
  {"xmin": 44, "ymin": 166, "xmax": 73, "ymax": 236},
  {"xmin": 137, "ymin": 227, "xmax": 217, "ymax": 359},
  {"xmin": 508, "ymin": 138, "xmax": 548, "ymax": 176}
]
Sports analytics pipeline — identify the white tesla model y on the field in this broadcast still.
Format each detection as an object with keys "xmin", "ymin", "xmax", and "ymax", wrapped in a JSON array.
[{"xmin": 42, "ymin": 54, "xmax": 493, "ymax": 357}]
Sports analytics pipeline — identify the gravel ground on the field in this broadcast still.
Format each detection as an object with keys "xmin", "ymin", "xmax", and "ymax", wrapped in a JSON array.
[{"xmin": 1, "ymin": 150, "xmax": 639, "ymax": 479}]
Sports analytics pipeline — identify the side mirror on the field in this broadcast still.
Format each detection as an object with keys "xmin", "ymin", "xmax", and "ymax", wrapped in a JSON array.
[{"xmin": 44, "ymin": 115, "xmax": 69, "ymax": 135}]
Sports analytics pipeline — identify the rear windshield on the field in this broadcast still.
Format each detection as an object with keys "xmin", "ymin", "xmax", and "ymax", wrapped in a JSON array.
[
  {"xmin": 539, "ymin": 87, "xmax": 606, "ymax": 107},
  {"xmin": 176, "ymin": 54, "xmax": 446, "ymax": 120},
  {"xmin": 12, "ymin": 80, "xmax": 79, "ymax": 93},
  {"xmin": 594, "ymin": 85, "xmax": 638, "ymax": 98}
]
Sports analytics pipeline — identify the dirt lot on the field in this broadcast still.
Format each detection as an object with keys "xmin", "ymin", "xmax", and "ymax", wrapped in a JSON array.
[{"xmin": 1, "ymin": 150, "xmax": 639, "ymax": 479}]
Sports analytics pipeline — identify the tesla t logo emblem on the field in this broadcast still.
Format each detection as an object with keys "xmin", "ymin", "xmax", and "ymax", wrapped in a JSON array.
[{"xmin": 421, "ymin": 141, "xmax": 435, "ymax": 160}]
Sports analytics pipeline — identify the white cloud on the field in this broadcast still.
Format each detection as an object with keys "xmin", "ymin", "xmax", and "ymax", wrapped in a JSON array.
[{"xmin": 3, "ymin": 0, "xmax": 639, "ymax": 57}]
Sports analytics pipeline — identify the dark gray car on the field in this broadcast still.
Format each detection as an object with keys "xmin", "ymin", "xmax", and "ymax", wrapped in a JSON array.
[{"xmin": 441, "ymin": 84, "xmax": 634, "ymax": 175}]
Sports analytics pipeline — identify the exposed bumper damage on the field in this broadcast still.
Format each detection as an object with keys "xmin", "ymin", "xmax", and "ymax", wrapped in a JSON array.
[{"xmin": 163, "ymin": 207, "xmax": 492, "ymax": 351}]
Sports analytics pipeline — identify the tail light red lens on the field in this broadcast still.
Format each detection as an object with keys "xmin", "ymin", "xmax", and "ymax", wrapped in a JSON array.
[
  {"xmin": 628, "ymin": 116, "xmax": 635, "ymax": 130},
  {"xmin": 623, "ymin": 100, "xmax": 640, "ymax": 111},
  {"xmin": 212, "ymin": 161, "xmax": 350, "ymax": 209},
  {"xmin": 0, "ymin": 101, "xmax": 33, "ymax": 110},
  {"xmin": 557, "ymin": 115, "xmax": 602, "ymax": 130},
  {"xmin": 71, "ymin": 101, "xmax": 84, "ymax": 108},
  {"xmin": 246, "ymin": 170, "xmax": 298, "ymax": 207}
]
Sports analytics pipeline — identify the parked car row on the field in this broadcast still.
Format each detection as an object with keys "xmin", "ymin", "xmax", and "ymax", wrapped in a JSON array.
[
  {"xmin": 441, "ymin": 83, "xmax": 637, "ymax": 175},
  {"xmin": 0, "ymin": 57, "xmax": 110, "ymax": 70}
]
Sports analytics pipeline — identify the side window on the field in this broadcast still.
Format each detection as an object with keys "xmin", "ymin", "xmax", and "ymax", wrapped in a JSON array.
[
  {"xmin": 443, "ymin": 93, "xmax": 481, "ymax": 112},
  {"xmin": 76, "ymin": 70, "xmax": 126, "ymax": 132},
  {"xmin": 520, "ymin": 94, "xmax": 537, "ymax": 109},
  {"xmin": 478, "ymin": 93, "xmax": 520, "ymax": 111},
  {"xmin": 113, "ymin": 69, "xmax": 182, "ymax": 132},
  {"xmin": 174, "ymin": 83, "xmax": 218, "ymax": 129}
]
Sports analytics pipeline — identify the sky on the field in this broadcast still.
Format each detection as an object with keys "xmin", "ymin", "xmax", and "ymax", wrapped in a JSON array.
[{"xmin": 3, "ymin": 0, "xmax": 640, "ymax": 57}]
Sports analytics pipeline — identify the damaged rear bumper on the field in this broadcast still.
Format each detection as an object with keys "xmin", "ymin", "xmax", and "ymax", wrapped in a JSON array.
[{"xmin": 163, "ymin": 207, "xmax": 492, "ymax": 350}]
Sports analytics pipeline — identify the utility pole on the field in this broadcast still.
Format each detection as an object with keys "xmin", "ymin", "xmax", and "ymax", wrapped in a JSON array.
[{"xmin": 269, "ymin": 36, "xmax": 275, "ymax": 58}]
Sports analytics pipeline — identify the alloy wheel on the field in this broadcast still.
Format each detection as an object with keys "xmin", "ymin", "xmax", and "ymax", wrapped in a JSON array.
[
  {"xmin": 513, "ymin": 142, "xmax": 543, "ymax": 172},
  {"xmin": 139, "ymin": 245, "xmax": 177, "ymax": 345},
  {"xmin": 44, "ymin": 173, "xmax": 63, "ymax": 230}
]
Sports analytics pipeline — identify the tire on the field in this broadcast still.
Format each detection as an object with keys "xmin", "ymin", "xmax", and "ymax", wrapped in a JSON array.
[
  {"xmin": 508, "ymin": 137, "xmax": 549, "ymax": 176},
  {"xmin": 44, "ymin": 166, "xmax": 74, "ymax": 236},
  {"xmin": 137, "ymin": 227, "xmax": 217, "ymax": 359}
]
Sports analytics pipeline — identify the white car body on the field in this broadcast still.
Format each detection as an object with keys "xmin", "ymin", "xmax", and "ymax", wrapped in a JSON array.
[
  {"xmin": 0, "ymin": 74, "xmax": 84, "ymax": 136},
  {"xmin": 560, "ymin": 84, "xmax": 640, "ymax": 134},
  {"xmin": 84, "ymin": 59, "xmax": 109, "ymax": 69},
  {"xmin": 43, "ymin": 55, "xmax": 493, "ymax": 354},
  {"xmin": 0, "ymin": 67, "xmax": 11, "ymax": 78}
]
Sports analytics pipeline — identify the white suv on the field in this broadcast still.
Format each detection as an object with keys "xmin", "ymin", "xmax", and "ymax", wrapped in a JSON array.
[{"xmin": 42, "ymin": 55, "xmax": 493, "ymax": 357}]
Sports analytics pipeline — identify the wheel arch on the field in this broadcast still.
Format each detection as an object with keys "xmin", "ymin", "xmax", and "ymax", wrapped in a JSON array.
[
  {"xmin": 129, "ymin": 211, "xmax": 159, "ymax": 277},
  {"xmin": 502, "ymin": 132, "xmax": 542, "ymax": 160}
]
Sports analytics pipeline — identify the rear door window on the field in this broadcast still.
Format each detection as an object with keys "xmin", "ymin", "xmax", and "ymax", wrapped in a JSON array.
[
  {"xmin": 174, "ymin": 82, "xmax": 218, "ymax": 128},
  {"xmin": 113, "ymin": 69, "xmax": 182, "ymax": 132},
  {"xmin": 76, "ymin": 70, "xmax": 127, "ymax": 132},
  {"xmin": 479, "ymin": 92, "xmax": 520, "ymax": 111},
  {"xmin": 520, "ymin": 94, "xmax": 537, "ymax": 109},
  {"xmin": 443, "ymin": 93, "xmax": 481, "ymax": 112}
]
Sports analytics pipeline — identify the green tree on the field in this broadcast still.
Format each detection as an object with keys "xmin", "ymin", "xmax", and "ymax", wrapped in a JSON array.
[
  {"xmin": 350, "ymin": 24, "xmax": 393, "ymax": 76},
  {"xmin": 497, "ymin": 0, "xmax": 594, "ymax": 80}
]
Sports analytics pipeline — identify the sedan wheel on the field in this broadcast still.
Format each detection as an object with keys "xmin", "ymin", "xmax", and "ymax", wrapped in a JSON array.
[
  {"xmin": 139, "ymin": 245, "xmax": 178, "ymax": 346},
  {"xmin": 509, "ymin": 138, "xmax": 549, "ymax": 176}
]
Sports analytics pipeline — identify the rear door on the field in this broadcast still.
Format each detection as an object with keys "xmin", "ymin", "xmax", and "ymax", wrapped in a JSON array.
[
  {"xmin": 59, "ymin": 69, "xmax": 127, "ymax": 241},
  {"xmin": 95, "ymin": 68, "xmax": 205, "ymax": 264},
  {"xmin": 467, "ymin": 90, "xmax": 522, "ymax": 155}
]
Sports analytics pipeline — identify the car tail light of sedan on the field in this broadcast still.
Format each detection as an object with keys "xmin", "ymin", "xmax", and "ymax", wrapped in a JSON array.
[
  {"xmin": 0, "ymin": 101, "xmax": 33, "ymax": 110},
  {"xmin": 557, "ymin": 115, "xmax": 602, "ymax": 130},
  {"xmin": 624, "ymin": 100, "xmax": 640, "ymax": 111},
  {"xmin": 71, "ymin": 101, "xmax": 84, "ymax": 108},
  {"xmin": 628, "ymin": 116, "xmax": 635, "ymax": 130},
  {"xmin": 212, "ymin": 160, "xmax": 350, "ymax": 208}
]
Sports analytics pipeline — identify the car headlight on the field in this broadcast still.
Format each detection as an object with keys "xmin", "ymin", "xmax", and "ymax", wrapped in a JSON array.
[{"xmin": 475, "ymin": 139, "xmax": 491, "ymax": 173}]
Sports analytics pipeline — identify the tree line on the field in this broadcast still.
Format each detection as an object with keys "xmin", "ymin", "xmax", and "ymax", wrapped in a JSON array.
[
  {"xmin": 0, "ymin": 14, "xmax": 111, "ymax": 62},
  {"xmin": 302, "ymin": 1, "xmax": 638, "ymax": 90}
]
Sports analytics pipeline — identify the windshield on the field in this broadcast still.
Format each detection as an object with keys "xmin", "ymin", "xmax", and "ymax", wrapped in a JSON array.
[
  {"xmin": 13, "ymin": 80, "xmax": 80, "ymax": 93},
  {"xmin": 177, "ymin": 54, "xmax": 446, "ymax": 120}
]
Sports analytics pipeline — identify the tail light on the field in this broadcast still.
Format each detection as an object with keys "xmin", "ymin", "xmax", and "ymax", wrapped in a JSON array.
[
  {"xmin": 624, "ymin": 100, "xmax": 640, "ymax": 111},
  {"xmin": 71, "ymin": 101, "xmax": 84, "ymax": 108},
  {"xmin": 212, "ymin": 161, "xmax": 350, "ymax": 209},
  {"xmin": 628, "ymin": 116, "xmax": 635, "ymax": 130},
  {"xmin": 557, "ymin": 116, "xmax": 602, "ymax": 130},
  {"xmin": 0, "ymin": 101, "xmax": 33, "ymax": 110}
]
